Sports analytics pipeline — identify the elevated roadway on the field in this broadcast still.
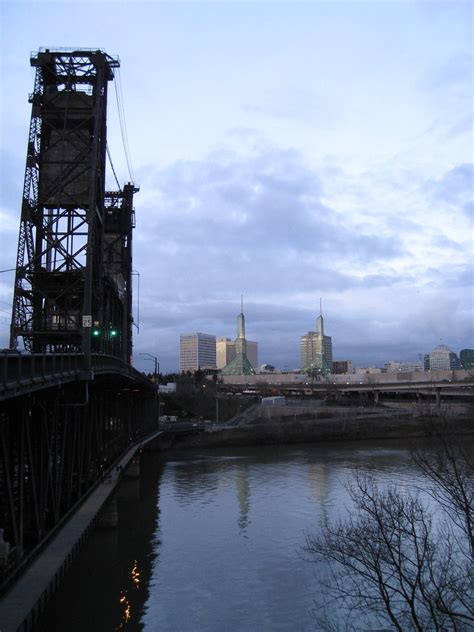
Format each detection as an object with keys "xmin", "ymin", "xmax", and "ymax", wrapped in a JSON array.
[{"xmin": 1, "ymin": 351, "xmax": 152, "ymax": 402}]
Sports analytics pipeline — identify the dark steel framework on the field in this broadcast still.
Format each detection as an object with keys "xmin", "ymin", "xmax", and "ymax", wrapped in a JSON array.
[
  {"xmin": 9, "ymin": 49, "xmax": 137, "ymax": 364},
  {"xmin": 1, "ymin": 49, "xmax": 154, "ymax": 591},
  {"xmin": 0, "ymin": 378, "xmax": 157, "ymax": 586}
]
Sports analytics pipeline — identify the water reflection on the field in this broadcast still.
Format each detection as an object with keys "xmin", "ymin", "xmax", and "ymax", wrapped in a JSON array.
[
  {"xmin": 35, "ymin": 438, "xmax": 473, "ymax": 632},
  {"xmin": 235, "ymin": 463, "xmax": 251, "ymax": 532},
  {"xmin": 36, "ymin": 454, "xmax": 165, "ymax": 632}
]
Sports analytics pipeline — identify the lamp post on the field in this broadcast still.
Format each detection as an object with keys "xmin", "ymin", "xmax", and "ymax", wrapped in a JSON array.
[
  {"xmin": 140, "ymin": 352, "xmax": 159, "ymax": 382},
  {"xmin": 140, "ymin": 352, "xmax": 160, "ymax": 424}
]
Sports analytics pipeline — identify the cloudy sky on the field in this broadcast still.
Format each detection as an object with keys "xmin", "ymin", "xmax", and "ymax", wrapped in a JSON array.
[{"xmin": 0, "ymin": 0, "xmax": 472, "ymax": 373}]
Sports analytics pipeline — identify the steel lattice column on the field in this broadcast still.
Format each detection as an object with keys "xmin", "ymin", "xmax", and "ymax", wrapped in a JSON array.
[{"xmin": 9, "ymin": 49, "xmax": 137, "ymax": 365}]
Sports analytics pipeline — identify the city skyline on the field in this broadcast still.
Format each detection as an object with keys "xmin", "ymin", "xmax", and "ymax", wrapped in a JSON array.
[
  {"xmin": 0, "ymin": 1, "xmax": 472, "ymax": 373},
  {"xmin": 175, "ymin": 317, "xmax": 468, "ymax": 376}
]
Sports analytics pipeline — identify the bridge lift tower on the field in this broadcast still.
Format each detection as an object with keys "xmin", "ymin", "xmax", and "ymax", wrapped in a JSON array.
[{"xmin": 9, "ymin": 49, "xmax": 138, "ymax": 365}]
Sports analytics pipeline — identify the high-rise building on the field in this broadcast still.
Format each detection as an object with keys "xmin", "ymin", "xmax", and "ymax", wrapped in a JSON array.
[
  {"xmin": 179, "ymin": 333, "xmax": 216, "ymax": 372},
  {"xmin": 300, "ymin": 302, "xmax": 333, "ymax": 375},
  {"xmin": 246, "ymin": 341, "xmax": 258, "ymax": 370},
  {"xmin": 216, "ymin": 337, "xmax": 258, "ymax": 370},
  {"xmin": 427, "ymin": 345, "xmax": 460, "ymax": 371},
  {"xmin": 460, "ymin": 348, "xmax": 474, "ymax": 370},
  {"xmin": 220, "ymin": 298, "xmax": 255, "ymax": 376},
  {"xmin": 216, "ymin": 337, "xmax": 234, "ymax": 369}
]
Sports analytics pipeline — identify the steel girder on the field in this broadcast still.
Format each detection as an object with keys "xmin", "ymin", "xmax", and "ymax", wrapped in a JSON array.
[
  {"xmin": 0, "ymin": 377, "xmax": 157, "ymax": 588},
  {"xmin": 10, "ymin": 49, "xmax": 136, "ymax": 365}
]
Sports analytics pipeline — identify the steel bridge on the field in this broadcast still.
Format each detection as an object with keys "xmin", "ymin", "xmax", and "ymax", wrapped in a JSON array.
[{"xmin": 0, "ymin": 49, "xmax": 158, "ymax": 600}]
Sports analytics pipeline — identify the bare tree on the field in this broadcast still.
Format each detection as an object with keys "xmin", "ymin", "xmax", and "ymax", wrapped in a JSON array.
[
  {"xmin": 305, "ymin": 438, "xmax": 474, "ymax": 631},
  {"xmin": 412, "ymin": 435, "xmax": 473, "ymax": 559}
]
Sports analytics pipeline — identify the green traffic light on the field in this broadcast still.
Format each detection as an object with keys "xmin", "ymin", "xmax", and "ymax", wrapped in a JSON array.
[
  {"xmin": 110, "ymin": 329, "xmax": 118, "ymax": 337},
  {"xmin": 92, "ymin": 329, "xmax": 101, "ymax": 337}
]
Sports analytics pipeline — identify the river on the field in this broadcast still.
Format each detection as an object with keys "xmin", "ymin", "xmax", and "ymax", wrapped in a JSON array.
[{"xmin": 35, "ymin": 437, "xmax": 470, "ymax": 631}]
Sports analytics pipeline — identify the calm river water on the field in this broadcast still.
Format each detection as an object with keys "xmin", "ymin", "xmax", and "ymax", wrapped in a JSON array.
[{"xmin": 36, "ymin": 438, "xmax": 464, "ymax": 632}]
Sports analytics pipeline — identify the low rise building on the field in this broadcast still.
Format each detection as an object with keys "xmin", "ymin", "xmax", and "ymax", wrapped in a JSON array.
[
  {"xmin": 332, "ymin": 360, "xmax": 353, "ymax": 374},
  {"xmin": 384, "ymin": 360, "xmax": 424, "ymax": 373}
]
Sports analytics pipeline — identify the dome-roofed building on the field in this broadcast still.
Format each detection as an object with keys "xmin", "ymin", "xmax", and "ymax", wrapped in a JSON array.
[
  {"xmin": 427, "ymin": 345, "xmax": 461, "ymax": 371},
  {"xmin": 220, "ymin": 297, "xmax": 255, "ymax": 377}
]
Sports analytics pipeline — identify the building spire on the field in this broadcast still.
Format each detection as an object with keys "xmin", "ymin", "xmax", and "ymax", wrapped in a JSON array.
[
  {"xmin": 237, "ymin": 296, "xmax": 245, "ymax": 340},
  {"xmin": 316, "ymin": 297, "xmax": 324, "ymax": 335},
  {"xmin": 220, "ymin": 296, "xmax": 255, "ymax": 376}
]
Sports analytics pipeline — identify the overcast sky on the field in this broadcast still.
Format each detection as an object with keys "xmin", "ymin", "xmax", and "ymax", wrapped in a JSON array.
[{"xmin": 0, "ymin": 0, "xmax": 472, "ymax": 373}]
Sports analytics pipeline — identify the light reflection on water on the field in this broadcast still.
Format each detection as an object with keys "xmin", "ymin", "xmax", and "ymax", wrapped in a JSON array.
[
  {"xmin": 35, "ymin": 438, "xmax": 472, "ymax": 632},
  {"xmin": 140, "ymin": 442, "xmax": 427, "ymax": 632}
]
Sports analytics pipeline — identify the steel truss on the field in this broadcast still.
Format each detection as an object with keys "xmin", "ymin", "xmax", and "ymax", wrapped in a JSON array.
[
  {"xmin": 10, "ymin": 49, "xmax": 137, "ymax": 364},
  {"xmin": 0, "ymin": 378, "xmax": 157, "ymax": 586}
]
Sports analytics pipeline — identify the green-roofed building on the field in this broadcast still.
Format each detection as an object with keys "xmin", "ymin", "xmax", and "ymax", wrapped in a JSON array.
[{"xmin": 220, "ymin": 299, "xmax": 256, "ymax": 377}]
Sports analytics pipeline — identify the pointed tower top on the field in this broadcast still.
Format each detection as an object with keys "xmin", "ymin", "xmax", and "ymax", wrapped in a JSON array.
[
  {"xmin": 316, "ymin": 298, "xmax": 324, "ymax": 335},
  {"xmin": 237, "ymin": 296, "xmax": 246, "ymax": 340}
]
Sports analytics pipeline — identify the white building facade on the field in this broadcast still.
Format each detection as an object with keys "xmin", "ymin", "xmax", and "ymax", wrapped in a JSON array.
[
  {"xmin": 427, "ymin": 345, "xmax": 460, "ymax": 371},
  {"xmin": 179, "ymin": 333, "xmax": 216, "ymax": 372}
]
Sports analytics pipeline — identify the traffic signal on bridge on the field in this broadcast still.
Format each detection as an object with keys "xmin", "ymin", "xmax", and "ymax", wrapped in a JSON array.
[
  {"xmin": 107, "ymin": 325, "xmax": 120, "ymax": 340},
  {"xmin": 91, "ymin": 325, "xmax": 119, "ymax": 339}
]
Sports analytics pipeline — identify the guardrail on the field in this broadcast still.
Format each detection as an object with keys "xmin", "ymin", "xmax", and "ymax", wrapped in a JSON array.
[{"xmin": 0, "ymin": 351, "xmax": 153, "ymax": 400}]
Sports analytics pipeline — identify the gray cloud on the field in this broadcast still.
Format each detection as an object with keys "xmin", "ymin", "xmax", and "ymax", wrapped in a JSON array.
[
  {"xmin": 129, "ymin": 148, "xmax": 472, "ymax": 371},
  {"xmin": 1, "ymin": 142, "xmax": 471, "ymax": 371},
  {"xmin": 137, "ymin": 148, "xmax": 402, "ymax": 272}
]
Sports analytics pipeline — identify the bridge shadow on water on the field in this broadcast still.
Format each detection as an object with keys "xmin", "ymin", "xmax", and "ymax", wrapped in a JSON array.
[{"xmin": 34, "ymin": 452, "xmax": 165, "ymax": 632}]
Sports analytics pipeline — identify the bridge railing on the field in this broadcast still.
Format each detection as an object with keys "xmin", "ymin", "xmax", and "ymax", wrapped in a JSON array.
[
  {"xmin": 1, "ymin": 352, "xmax": 83, "ymax": 388},
  {"xmin": 1, "ymin": 351, "xmax": 153, "ymax": 399}
]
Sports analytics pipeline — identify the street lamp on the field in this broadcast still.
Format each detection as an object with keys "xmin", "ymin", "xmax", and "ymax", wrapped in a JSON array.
[
  {"xmin": 140, "ymin": 352, "xmax": 159, "ymax": 382},
  {"xmin": 140, "ymin": 352, "xmax": 160, "ymax": 424}
]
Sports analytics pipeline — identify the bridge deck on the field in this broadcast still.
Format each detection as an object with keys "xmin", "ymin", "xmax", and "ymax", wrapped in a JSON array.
[
  {"xmin": 0, "ymin": 351, "xmax": 154, "ymax": 401},
  {"xmin": 0, "ymin": 429, "xmax": 163, "ymax": 632}
]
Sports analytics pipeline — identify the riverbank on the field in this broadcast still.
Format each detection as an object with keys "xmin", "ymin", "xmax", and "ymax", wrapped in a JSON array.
[{"xmin": 166, "ymin": 406, "xmax": 473, "ymax": 450}]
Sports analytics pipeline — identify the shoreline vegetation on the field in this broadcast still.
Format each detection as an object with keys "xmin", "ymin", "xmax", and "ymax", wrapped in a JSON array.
[{"xmin": 162, "ymin": 404, "xmax": 474, "ymax": 450}]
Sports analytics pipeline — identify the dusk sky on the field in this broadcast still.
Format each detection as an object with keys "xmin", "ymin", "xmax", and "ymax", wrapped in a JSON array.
[{"xmin": 0, "ymin": 0, "xmax": 472, "ymax": 373}]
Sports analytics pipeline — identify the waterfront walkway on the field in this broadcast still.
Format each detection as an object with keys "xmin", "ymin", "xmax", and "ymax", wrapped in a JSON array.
[{"xmin": 0, "ymin": 429, "xmax": 163, "ymax": 632}]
